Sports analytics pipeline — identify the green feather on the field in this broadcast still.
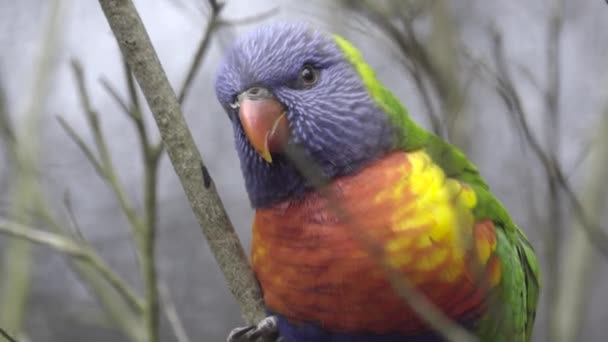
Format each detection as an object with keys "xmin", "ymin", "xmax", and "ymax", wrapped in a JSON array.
[{"xmin": 334, "ymin": 34, "xmax": 541, "ymax": 341}]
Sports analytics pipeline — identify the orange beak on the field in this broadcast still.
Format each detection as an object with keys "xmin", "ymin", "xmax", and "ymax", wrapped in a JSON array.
[{"xmin": 238, "ymin": 92, "xmax": 289, "ymax": 163}]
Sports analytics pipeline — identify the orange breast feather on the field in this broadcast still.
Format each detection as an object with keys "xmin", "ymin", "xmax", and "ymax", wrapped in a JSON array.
[{"xmin": 252, "ymin": 151, "xmax": 501, "ymax": 334}]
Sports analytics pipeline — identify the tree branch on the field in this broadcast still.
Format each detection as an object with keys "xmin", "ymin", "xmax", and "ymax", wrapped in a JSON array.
[
  {"xmin": 552, "ymin": 110, "xmax": 608, "ymax": 342},
  {"xmin": 0, "ymin": 328, "xmax": 17, "ymax": 342},
  {"xmin": 0, "ymin": 218, "xmax": 143, "ymax": 314},
  {"xmin": 159, "ymin": 281, "xmax": 192, "ymax": 342},
  {"xmin": 215, "ymin": 6, "xmax": 278, "ymax": 27},
  {"xmin": 97, "ymin": 0, "xmax": 266, "ymax": 326},
  {"xmin": 177, "ymin": 0, "xmax": 224, "ymax": 105},
  {"xmin": 490, "ymin": 30, "xmax": 608, "ymax": 257},
  {"xmin": 0, "ymin": 81, "xmax": 14, "ymax": 145},
  {"xmin": 0, "ymin": 0, "xmax": 65, "ymax": 336}
]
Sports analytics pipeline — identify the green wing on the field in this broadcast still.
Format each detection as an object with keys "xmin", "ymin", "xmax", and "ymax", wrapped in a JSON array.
[
  {"xmin": 335, "ymin": 35, "xmax": 541, "ymax": 340},
  {"xmin": 424, "ymin": 135, "xmax": 540, "ymax": 341}
]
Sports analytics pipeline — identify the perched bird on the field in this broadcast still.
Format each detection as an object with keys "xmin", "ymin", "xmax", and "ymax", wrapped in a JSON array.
[{"xmin": 215, "ymin": 22, "xmax": 540, "ymax": 342}]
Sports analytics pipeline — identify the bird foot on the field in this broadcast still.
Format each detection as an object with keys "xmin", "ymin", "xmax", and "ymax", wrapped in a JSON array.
[{"xmin": 227, "ymin": 315, "xmax": 282, "ymax": 342}]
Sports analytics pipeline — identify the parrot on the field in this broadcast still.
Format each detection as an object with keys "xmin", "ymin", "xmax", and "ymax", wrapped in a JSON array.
[{"xmin": 214, "ymin": 22, "xmax": 540, "ymax": 342}]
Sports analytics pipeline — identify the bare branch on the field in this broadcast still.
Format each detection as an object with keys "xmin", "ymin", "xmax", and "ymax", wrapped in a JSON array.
[
  {"xmin": 62, "ymin": 190, "xmax": 87, "ymax": 241},
  {"xmin": 70, "ymin": 57, "xmax": 164, "ymax": 341},
  {"xmin": 99, "ymin": 77, "xmax": 132, "ymax": 115},
  {"xmin": 177, "ymin": 2, "xmax": 278, "ymax": 106},
  {"xmin": 343, "ymin": 1, "xmax": 470, "ymax": 144},
  {"xmin": 0, "ymin": 218, "xmax": 143, "ymax": 313},
  {"xmin": 542, "ymin": 3, "xmax": 566, "ymax": 340},
  {"xmin": 490, "ymin": 30, "xmax": 608, "ymax": 257},
  {"xmin": 0, "ymin": 328, "xmax": 17, "ymax": 342},
  {"xmin": 0, "ymin": 81, "xmax": 15, "ymax": 145},
  {"xmin": 0, "ymin": 0, "xmax": 66, "ymax": 335},
  {"xmin": 216, "ymin": 6, "xmax": 279, "ymax": 27},
  {"xmin": 124, "ymin": 60, "xmax": 142, "ymax": 117},
  {"xmin": 95, "ymin": 3, "xmax": 277, "ymax": 337},
  {"xmin": 34, "ymin": 204, "xmax": 145, "ymax": 342},
  {"xmin": 177, "ymin": 0, "xmax": 224, "ymax": 105},
  {"xmin": 159, "ymin": 281, "xmax": 191, "ymax": 342},
  {"xmin": 56, "ymin": 116, "xmax": 105, "ymax": 176},
  {"xmin": 552, "ymin": 109, "xmax": 608, "ymax": 342},
  {"xmin": 97, "ymin": 0, "xmax": 266, "ymax": 327},
  {"xmin": 68, "ymin": 60, "xmax": 142, "ymax": 233}
]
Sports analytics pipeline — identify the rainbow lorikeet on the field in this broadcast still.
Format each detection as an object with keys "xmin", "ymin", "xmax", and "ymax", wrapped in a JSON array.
[{"xmin": 215, "ymin": 23, "xmax": 540, "ymax": 342}]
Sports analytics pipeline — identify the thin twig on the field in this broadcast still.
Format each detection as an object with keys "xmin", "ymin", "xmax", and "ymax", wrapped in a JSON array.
[
  {"xmin": 543, "ymin": 3, "xmax": 565, "ymax": 340},
  {"xmin": 177, "ymin": 0, "xmax": 224, "ymax": 105},
  {"xmin": 159, "ymin": 282, "xmax": 191, "ymax": 342},
  {"xmin": 0, "ymin": 218, "xmax": 143, "ymax": 313},
  {"xmin": 68, "ymin": 60, "xmax": 142, "ymax": 234},
  {"xmin": 159, "ymin": 1, "xmax": 277, "ymax": 158},
  {"xmin": 552, "ymin": 107, "xmax": 608, "ymax": 342},
  {"xmin": 0, "ymin": 327, "xmax": 17, "ymax": 342},
  {"xmin": 410, "ymin": 65, "xmax": 443, "ymax": 135},
  {"xmin": 97, "ymin": 0, "xmax": 266, "ymax": 326},
  {"xmin": 62, "ymin": 190, "xmax": 87, "ymax": 241},
  {"xmin": 345, "ymin": 1, "xmax": 469, "ymax": 142},
  {"xmin": 97, "ymin": 2, "xmax": 276, "ymax": 337},
  {"xmin": 176, "ymin": 2, "xmax": 278, "ymax": 106},
  {"xmin": 490, "ymin": 30, "xmax": 608, "ymax": 257},
  {"xmin": 0, "ymin": 82, "xmax": 15, "ymax": 145},
  {"xmin": 133, "ymin": 67, "xmax": 161, "ymax": 342},
  {"xmin": 124, "ymin": 61, "xmax": 142, "ymax": 118},
  {"xmin": 35, "ymin": 205, "xmax": 145, "ymax": 342},
  {"xmin": 99, "ymin": 77, "xmax": 131, "ymax": 115},
  {"xmin": 56, "ymin": 116, "xmax": 105, "ymax": 175},
  {"xmin": 102, "ymin": 56, "xmax": 164, "ymax": 342},
  {"xmin": 216, "ymin": 6, "xmax": 279, "ymax": 27},
  {"xmin": 0, "ymin": 0, "xmax": 66, "ymax": 335}
]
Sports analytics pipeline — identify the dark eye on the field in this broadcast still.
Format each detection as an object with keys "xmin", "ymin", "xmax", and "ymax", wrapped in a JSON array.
[{"xmin": 297, "ymin": 65, "xmax": 319, "ymax": 88}]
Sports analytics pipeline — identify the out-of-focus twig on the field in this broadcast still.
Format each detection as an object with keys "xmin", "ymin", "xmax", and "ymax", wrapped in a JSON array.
[
  {"xmin": 552, "ymin": 107, "xmax": 608, "ymax": 342},
  {"xmin": 97, "ymin": 0, "xmax": 266, "ymax": 327},
  {"xmin": 125, "ymin": 60, "xmax": 162, "ymax": 342},
  {"xmin": 343, "ymin": 0, "xmax": 472, "ymax": 150},
  {"xmin": 490, "ymin": 30, "xmax": 608, "ymax": 257},
  {"xmin": 177, "ymin": 0, "xmax": 224, "ymax": 105},
  {"xmin": 64, "ymin": 1, "xmax": 276, "ymax": 339},
  {"xmin": 542, "ymin": 2, "xmax": 566, "ymax": 341},
  {"xmin": 62, "ymin": 58, "xmax": 163, "ymax": 341},
  {"xmin": 0, "ymin": 327, "xmax": 17, "ymax": 342},
  {"xmin": 62, "ymin": 191, "xmax": 87, "ymax": 241},
  {"xmin": 0, "ymin": 218, "xmax": 143, "ymax": 314},
  {"xmin": 0, "ymin": 82, "xmax": 15, "ymax": 145},
  {"xmin": 215, "ymin": 6, "xmax": 278, "ymax": 27},
  {"xmin": 177, "ymin": 1, "xmax": 278, "ymax": 106},
  {"xmin": 346, "ymin": 1, "xmax": 445, "ymax": 135},
  {"xmin": 0, "ymin": 0, "xmax": 66, "ymax": 337},
  {"xmin": 36, "ymin": 205, "xmax": 145, "ymax": 342},
  {"xmin": 66, "ymin": 60, "xmax": 142, "ymax": 231},
  {"xmin": 159, "ymin": 281, "xmax": 191, "ymax": 342},
  {"xmin": 169, "ymin": 0, "xmax": 277, "ymax": 157}
]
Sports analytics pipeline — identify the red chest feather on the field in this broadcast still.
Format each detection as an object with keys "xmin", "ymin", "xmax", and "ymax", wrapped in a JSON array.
[{"xmin": 251, "ymin": 151, "xmax": 501, "ymax": 334}]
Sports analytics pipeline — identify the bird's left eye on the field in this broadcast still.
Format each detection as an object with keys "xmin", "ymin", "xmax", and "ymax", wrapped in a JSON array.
[{"xmin": 296, "ymin": 65, "xmax": 319, "ymax": 88}]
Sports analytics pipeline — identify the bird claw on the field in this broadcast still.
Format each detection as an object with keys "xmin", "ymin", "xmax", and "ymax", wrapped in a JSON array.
[{"xmin": 227, "ymin": 316, "xmax": 281, "ymax": 342}]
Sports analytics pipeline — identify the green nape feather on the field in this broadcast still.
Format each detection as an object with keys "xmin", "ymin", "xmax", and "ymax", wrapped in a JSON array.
[{"xmin": 334, "ymin": 34, "xmax": 541, "ymax": 341}]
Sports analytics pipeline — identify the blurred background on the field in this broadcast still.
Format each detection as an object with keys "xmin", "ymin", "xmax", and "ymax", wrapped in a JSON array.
[{"xmin": 1, "ymin": 0, "xmax": 607, "ymax": 341}]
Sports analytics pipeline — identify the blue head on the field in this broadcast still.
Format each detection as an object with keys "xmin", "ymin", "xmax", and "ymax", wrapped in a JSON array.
[{"xmin": 215, "ymin": 22, "xmax": 396, "ymax": 208}]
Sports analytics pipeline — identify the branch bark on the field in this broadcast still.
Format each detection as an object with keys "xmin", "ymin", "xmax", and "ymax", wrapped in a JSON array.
[{"xmin": 97, "ymin": 0, "xmax": 266, "ymax": 326}]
